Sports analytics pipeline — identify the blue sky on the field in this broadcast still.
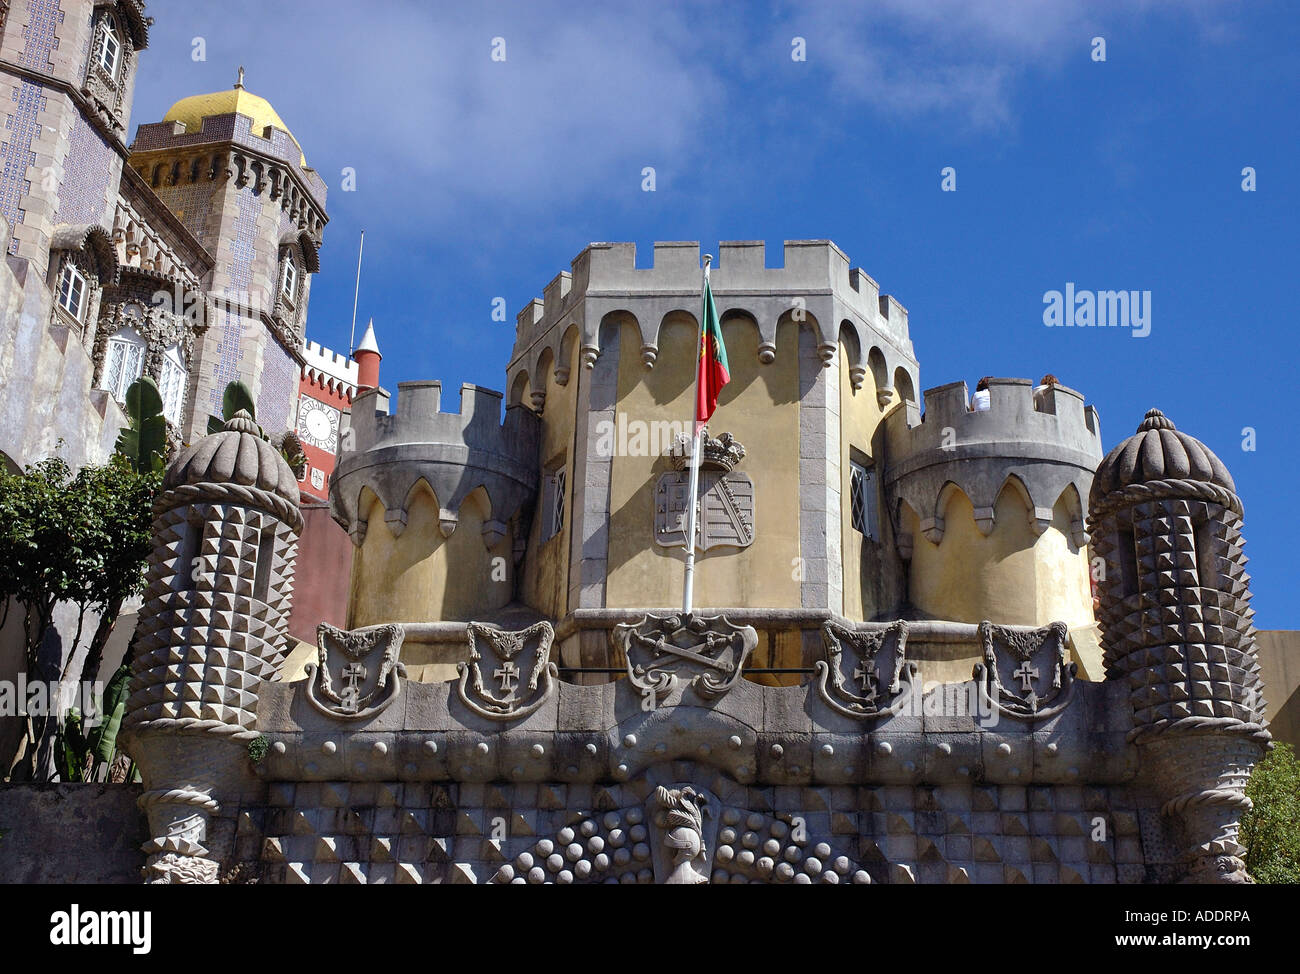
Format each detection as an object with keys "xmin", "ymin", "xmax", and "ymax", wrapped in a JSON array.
[{"xmin": 133, "ymin": 1, "xmax": 1299, "ymax": 627}]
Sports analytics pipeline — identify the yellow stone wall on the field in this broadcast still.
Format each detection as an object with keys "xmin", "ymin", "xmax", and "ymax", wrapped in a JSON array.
[
  {"xmin": 519, "ymin": 334, "xmax": 579, "ymax": 618},
  {"xmin": 603, "ymin": 317, "xmax": 803, "ymax": 610},
  {"xmin": 905, "ymin": 489, "xmax": 1093, "ymax": 629},
  {"xmin": 838, "ymin": 337, "xmax": 890, "ymax": 621},
  {"xmin": 347, "ymin": 484, "xmax": 514, "ymax": 627}
]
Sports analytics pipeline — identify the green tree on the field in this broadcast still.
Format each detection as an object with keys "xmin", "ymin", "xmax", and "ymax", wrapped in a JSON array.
[
  {"xmin": 1241, "ymin": 742, "xmax": 1300, "ymax": 884},
  {"xmin": 0, "ymin": 453, "xmax": 159, "ymax": 780}
]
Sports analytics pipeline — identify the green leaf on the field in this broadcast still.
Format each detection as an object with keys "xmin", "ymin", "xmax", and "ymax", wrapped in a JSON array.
[
  {"xmin": 57, "ymin": 710, "xmax": 86, "ymax": 783},
  {"xmin": 222, "ymin": 380, "xmax": 256, "ymax": 422},
  {"xmin": 87, "ymin": 662, "xmax": 131, "ymax": 765},
  {"xmin": 114, "ymin": 376, "xmax": 167, "ymax": 474},
  {"xmin": 124, "ymin": 374, "xmax": 163, "ymax": 422}
]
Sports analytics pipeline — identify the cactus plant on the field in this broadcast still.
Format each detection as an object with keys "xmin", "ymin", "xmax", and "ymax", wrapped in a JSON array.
[{"xmin": 114, "ymin": 375, "xmax": 168, "ymax": 474}]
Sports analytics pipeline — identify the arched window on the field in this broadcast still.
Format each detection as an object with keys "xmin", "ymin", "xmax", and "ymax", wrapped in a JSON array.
[
  {"xmin": 158, "ymin": 344, "xmax": 187, "ymax": 425},
  {"xmin": 101, "ymin": 325, "xmax": 146, "ymax": 403},
  {"xmin": 96, "ymin": 18, "xmax": 122, "ymax": 80},
  {"xmin": 57, "ymin": 261, "xmax": 87, "ymax": 321},
  {"xmin": 280, "ymin": 254, "xmax": 298, "ymax": 303}
]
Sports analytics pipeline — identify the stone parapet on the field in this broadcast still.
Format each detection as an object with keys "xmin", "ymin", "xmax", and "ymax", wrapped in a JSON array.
[
  {"xmin": 331, "ymin": 381, "xmax": 541, "ymax": 547},
  {"xmin": 507, "ymin": 240, "xmax": 918, "ymax": 402},
  {"xmin": 884, "ymin": 378, "xmax": 1103, "ymax": 547}
]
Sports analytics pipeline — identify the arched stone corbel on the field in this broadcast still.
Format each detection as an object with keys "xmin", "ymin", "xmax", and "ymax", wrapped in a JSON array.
[
  {"xmin": 384, "ymin": 506, "xmax": 408, "ymax": 538},
  {"xmin": 554, "ymin": 365, "xmax": 570, "ymax": 387},
  {"xmin": 757, "ymin": 341, "xmax": 776, "ymax": 364},
  {"xmin": 438, "ymin": 509, "xmax": 459, "ymax": 538},
  {"xmin": 849, "ymin": 365, "xmax": 866, "ymax": 391},
  {"xmin": 349, "ymin": 520, "xmax": 368, "ymax": 547},
  {"xmin": 818, "ymin": 341, "xmax": 837, "ymax": 368},
  {"xmin": 580, "ymin": 344, "xmax": 599, "ymax": 369},
  {"xmin": 920, "ymin": 516, "xmax": 944, "ymax": 545},
  {"xmin": 877, "ymin": 387, "xmax": 895, "ymax": 409},
  {"xmin": 896, "ymin": 531, "xmax": 914, "ymax": 561},
  {"xmin": 482, "ymin": 519, "xmax": 507, "ymax": 550},
  {"xmin": 1030, "ymin": 507, "xmax": 1054, "ymax": 536},
  {"xmin": 529, "ymin": 390, "xmax": 546, "ymax": 413},
  {"xmin": 973, "ymin": 507, "xmax": 996, "ymax": 537},
  {"xmin": 640, "ymin": 343, "xmax": 658, "ymax": 368}
]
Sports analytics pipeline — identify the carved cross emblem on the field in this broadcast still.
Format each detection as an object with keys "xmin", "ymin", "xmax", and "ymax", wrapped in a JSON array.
[
  {"xmin": 494, "ymin": 660, "xmax": 519, "ymax": 697},
  {"xmin": 852, "ymin": 659, "xmax": 878, "ymax": 701},
  {"xmin": 457, "ymin": 622, "xmax": 558, "ymax": 721},
  {"xmin": 1013, "ymin": 660, "xmax": 1039, "ymax": 693},
  {"xmin": 307, "ymin": 624, "xmax": 405, "ymax": 721},
  {"xmin": 340, "ymin": 661, "xmax": 368, "ymax": 713}
]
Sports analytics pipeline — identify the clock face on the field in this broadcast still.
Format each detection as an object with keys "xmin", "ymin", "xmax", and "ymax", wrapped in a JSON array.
[{"xmin": 297, "ymin": 398, "xmax": 339, "ymax": 453}]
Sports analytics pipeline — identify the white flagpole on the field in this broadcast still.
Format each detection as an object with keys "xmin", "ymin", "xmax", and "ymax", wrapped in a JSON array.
[
  {"xmin": 682, "ymin": 254, "xmax": 712, "ymax": 615},
  {"xmin": 348, "ymin": 228, "xmax": 365, "ymax": 353}
]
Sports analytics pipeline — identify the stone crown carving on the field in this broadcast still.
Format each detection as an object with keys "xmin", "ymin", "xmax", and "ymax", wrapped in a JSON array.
[{"xmin": 669, "ymin": 429, "xmax": 745, "ymax": 472}]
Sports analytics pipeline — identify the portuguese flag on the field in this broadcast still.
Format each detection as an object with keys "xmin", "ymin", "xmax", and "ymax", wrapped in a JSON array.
[{"xmin": 695, "ymin": 273, "xmax": 730, "ymax": 431}]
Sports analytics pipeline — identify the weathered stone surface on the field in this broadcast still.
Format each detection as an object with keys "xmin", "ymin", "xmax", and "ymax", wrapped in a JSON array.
[{"xmin": 0, "ymin": 783, "xmax": 146, "ymax": 883}]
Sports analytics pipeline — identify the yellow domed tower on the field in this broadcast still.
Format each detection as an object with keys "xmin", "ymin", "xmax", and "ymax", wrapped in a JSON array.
[{"xmin": 126, "ymin": 69, "xmax": 329, "ymax": 443}]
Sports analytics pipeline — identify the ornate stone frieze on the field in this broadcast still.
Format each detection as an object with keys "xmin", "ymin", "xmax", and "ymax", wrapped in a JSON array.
[
  {"xmin": 456, "ymin": 621, "xmax": 558, "ymax": 721},
  {"xmin": 815, "ymin": 620, "xmax": 915, "ymax": 719},
  {"xmin": 305, "ymin": 624, "xmax": 406, "ymax": 720},
  {"xmin": 615, "ymin": 612, "xmax": 758, "ymax": 702}
]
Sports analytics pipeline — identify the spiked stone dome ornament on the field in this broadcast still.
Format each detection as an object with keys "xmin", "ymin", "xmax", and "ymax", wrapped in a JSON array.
[{"xmin": 1088, "ymin": 408, "xmax": 1269, "ymax": 883}]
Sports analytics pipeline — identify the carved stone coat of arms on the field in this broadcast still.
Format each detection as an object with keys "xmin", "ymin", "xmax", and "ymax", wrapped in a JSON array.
[
  {"xmin": 975, "ymin": 620, "xmax": 1076, "ymax": 720},
  {"xmin": 305, "ymin": 623, "xmax": 406, "ymax": 720}
]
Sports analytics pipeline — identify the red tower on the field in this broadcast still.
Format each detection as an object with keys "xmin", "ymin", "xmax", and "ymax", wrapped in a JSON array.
[{"xmin": 295, "ymin": 339, "xmax": 359, "ymax": 502}]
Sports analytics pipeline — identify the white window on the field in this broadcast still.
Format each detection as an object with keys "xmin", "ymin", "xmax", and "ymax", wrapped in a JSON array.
[
  {"xmin": 101, "ymin": 326, "xmax": 146, "ymax": 403},
  {"xmin": 97, "ymin": 24, "xmax": 122, "ymax": 79},
  {"xmin": 849, "ymin": 459, "xmax": 878, "ymax": 541},
  {"xmin": 57, "ymin": 262, "xmax": 87, "ymax": 321},
  {"xmin": 158, "ymin": 345, "xmax": 187, "ymax": 425},
  {"xmin": 543, "ymin": 464, "xmax": 566, "ymax": 541},
  {"xmin": 280, "ymin": 256, "xmax": 297, "ymax": 302}
]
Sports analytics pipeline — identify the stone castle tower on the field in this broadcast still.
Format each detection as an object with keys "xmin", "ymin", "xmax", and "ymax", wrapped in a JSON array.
[
  {"xmin": 128, "ymin": 76, "xmax": 328, "ymax": 442},
  {"xmin": 0, "ymin": 1, "xmax": 332, "ymax": 482},
  {"xmin": 330, "ymin": 242, "xmax": 1103, "ymax": 682},
  {"xmin": 118, "ymin": 241, "xmax": 1270, "ymax": 885}
]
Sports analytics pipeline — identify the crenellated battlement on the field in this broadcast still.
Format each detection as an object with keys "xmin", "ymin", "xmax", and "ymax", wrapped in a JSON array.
[
  {"xmin": 884, "ymin": 378, "xmax": 1103, "ymax": 547},
  {"xmin": 331, "ymin": 381, "xmax": 541, "ymax": 549},
  {"xmin": 508, "ymin": 240, "xmax": 917, "ymax": 397},
  {"xmin": 301, "ymin": 341, "xmax": 358, "ymax": 394}
]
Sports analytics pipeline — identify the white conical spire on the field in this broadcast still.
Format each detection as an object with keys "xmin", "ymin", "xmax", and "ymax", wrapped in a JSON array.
[{"xmin": 354, "ymin": 317, "xmax": 380, "ymax": 357}]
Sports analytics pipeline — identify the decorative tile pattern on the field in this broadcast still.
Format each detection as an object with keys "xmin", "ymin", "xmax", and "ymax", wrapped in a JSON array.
[
  {"xmin": 0, "ymin": 82, "xmax": 45, "ymax": 253},
  {"xmin": 54, "ymin": 113, "xmax": 114, "ymax": 226},
  {"xmin": 207, "ymin": 188, "xmax": 258, "ymax": 412},
  {"xmin": 256, "ymin": 335, "xmax": 296, "ymax": 435},
  {"xmin": 19, "ymin": 0, "xmax": 65, "ymax": 71}
]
